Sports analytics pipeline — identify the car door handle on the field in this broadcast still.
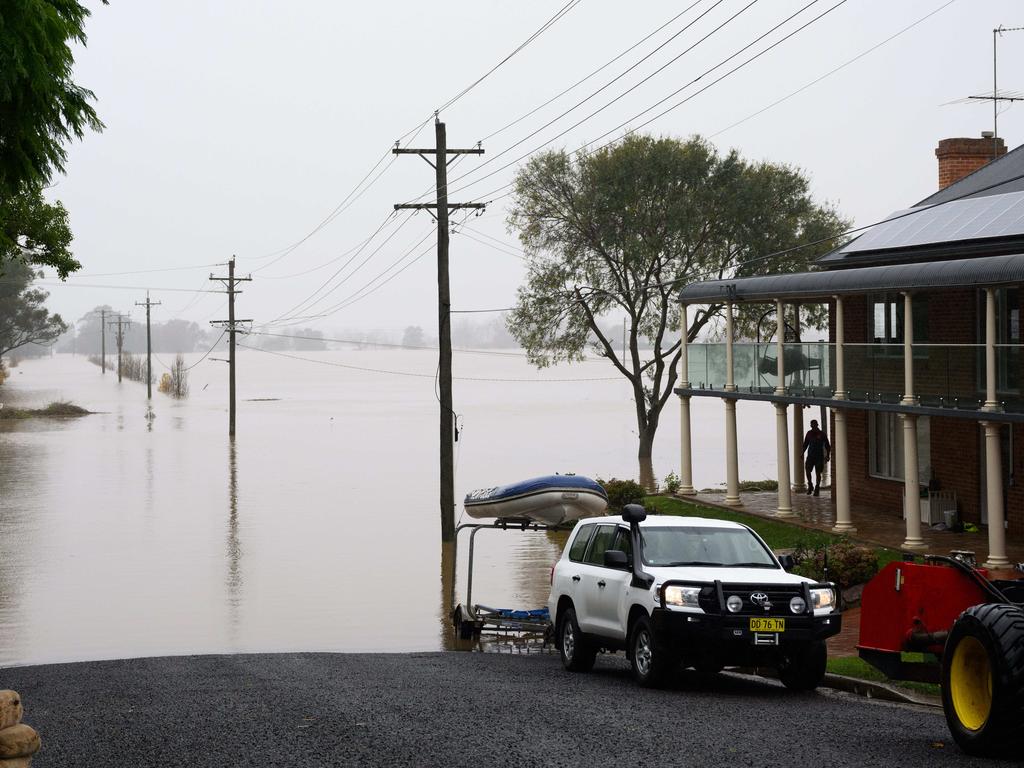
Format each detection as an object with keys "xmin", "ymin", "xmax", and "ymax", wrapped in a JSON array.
[
  {"xmin": 598, "ymin": 580, "xmax": 606, "ymax": 588},
  {"xmin": 571, "ymin": 575, "xmax": 581, "ymax": 582}
]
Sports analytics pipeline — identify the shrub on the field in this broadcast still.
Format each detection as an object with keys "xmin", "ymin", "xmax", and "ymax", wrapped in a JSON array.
[
  {"xmin": 792, "ymin": 539, "xmax": 879, "ymax": 589},
  {"xmin": 598, "ymin": 478, "xmax": 647, "ymax": 511},
  {"xmin": 663, "ymin": 471, "xmax": 681, "ymax": 494}
]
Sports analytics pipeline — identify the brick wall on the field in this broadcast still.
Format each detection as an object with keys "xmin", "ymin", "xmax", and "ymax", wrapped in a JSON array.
[{"xmin": 844, "ymin": 409, "xmax": 904, "ymax": 517}]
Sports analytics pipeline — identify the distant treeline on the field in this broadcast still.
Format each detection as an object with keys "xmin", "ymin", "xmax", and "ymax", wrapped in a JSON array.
[{"xmin": 57, "ymin": 307, "xmax": 214, "ymax": 356}]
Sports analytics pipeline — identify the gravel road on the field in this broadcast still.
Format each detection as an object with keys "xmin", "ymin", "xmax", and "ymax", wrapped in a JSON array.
[{"xmin": 0, "ymin": 652, "xmax": 1011, "ymax": 767}]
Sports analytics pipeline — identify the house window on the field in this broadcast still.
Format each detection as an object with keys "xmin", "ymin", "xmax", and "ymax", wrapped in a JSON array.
[
  {"xmin": 868, "ymin": 412, "xmax": 931, "ymax": 483},
  {"xmin": 869, "ymin": 294, "xmax": 929, "ymax": 345}
]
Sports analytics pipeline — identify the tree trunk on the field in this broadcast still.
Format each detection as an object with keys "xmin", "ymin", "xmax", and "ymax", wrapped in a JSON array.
[{"xmin": 638, "ymin": 425, "xmax": 657, "ymax": 493}]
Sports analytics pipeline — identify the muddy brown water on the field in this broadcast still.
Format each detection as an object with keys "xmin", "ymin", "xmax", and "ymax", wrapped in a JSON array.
[{"xmin": 0, "ymin": 352, "xmax": 776, "ymax": 666}]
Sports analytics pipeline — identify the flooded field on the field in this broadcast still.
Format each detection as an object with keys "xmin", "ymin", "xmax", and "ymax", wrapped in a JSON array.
[{"xmin": 0, "ymin": 351, "xmax": 777, "ymax": 666}]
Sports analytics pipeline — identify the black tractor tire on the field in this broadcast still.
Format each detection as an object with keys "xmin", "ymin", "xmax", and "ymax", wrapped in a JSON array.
[
  {"xmin": 941, "ymin": 603, "xmax": 1024, "ymax": 756},
  {"xmin": 629, "ymin": 615, "xmax": 675, "ymax": 688},
  {"xmin": 778, "ymin": 640, "xmax": 827, "ymax": 691},
  {"xmin": 557, "ymin": 607, "xmax": 596, "ymax": 672}
]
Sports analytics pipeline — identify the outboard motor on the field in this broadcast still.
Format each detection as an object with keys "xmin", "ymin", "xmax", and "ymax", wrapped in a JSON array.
[{"xmin": 622, "ymin": 504, "xmax": 653, "ymax": 589}]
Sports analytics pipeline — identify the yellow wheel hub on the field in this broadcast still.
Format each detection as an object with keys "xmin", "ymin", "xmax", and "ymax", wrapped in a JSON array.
[{"xmin": 950, "ymin": 636, "xmax": 993, "ymax": 732}]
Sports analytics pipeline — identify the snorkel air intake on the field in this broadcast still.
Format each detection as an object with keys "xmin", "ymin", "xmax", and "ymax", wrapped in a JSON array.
[{"xmin": 622, "ymin": 504, "xmax": 654, "ymax": 589}]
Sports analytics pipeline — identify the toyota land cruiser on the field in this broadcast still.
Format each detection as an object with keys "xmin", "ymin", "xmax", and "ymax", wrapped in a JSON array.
[{"xmin": 548, "ymin": 505, "xmax": 842, "ymax": 689}]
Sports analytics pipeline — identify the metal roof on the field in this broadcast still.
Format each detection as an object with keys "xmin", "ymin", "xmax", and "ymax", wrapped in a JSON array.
[
  {"xmin": 821, "ymin": 191, "xmax": 1024, "ymax": 259},
  {"xmin": 678, "ymin": 252, "xmax": 1024, "ymax": 303}
]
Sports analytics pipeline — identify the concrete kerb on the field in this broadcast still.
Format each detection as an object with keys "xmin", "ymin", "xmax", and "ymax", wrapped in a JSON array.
[{"xmin": 732, "ymin": 667, "xmax": 941, "ymax": 709}]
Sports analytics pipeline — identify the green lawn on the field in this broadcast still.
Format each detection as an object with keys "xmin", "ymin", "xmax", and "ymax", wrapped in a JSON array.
[
  {"xmin": 647, "ymin": 495, "xmax": 849, "ymax": 550},
  {"xmin": 827, "ymin": 655, "xmax": 941, "ymax": 697},
  {"xmin": 644, "ymin": 495, "xmax": 902, "ymax": 575}
]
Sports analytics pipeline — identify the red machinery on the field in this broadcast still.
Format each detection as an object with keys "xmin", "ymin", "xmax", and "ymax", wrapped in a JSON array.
[{"xmin": 858, "ymin": 553, "xmax": 1024, "ymax": 756}]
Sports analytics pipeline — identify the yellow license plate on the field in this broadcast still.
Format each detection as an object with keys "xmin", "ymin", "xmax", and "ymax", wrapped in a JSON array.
[{"xmin": 749, "ymin": 618, "xmax": 785, "ymax": 632}]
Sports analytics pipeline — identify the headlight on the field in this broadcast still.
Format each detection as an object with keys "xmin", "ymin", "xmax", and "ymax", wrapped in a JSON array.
[
  {"xmin": 810, "ymin": 587, "xmax": 835, "ymax": 611},
  {"xmin": 664, "ymin": 585, "xmax": 701, "ymax": 608},
  {"xmin": 726, "ymin": 595, "xmax": 743, "ymax": 613},
  {"xmin": 789, "ymin": 596, "xmax": 807, "ymax": 614}
]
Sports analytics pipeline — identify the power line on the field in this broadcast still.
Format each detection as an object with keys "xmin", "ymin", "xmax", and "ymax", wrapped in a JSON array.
[
  {"xmin": 267, "ymin": 211, "xmax": 409, "ymax": 323},
  {"xmin": 401, "ymin": 0, "xmax": 741, "ymax": 207},
  {"xmin": 443, "ymin": 0, "xmax": 836, "ymax": 203},
  {"xmin": 477, "ymin": 1, "xmax": 706, "ymax": 145},
  {"xmin": 436, "ymin": 0, "xmax": 584, "ymax": 115},
  {"xmin": 237, "ymin": 343, "xmax": 620, "ymax": 383},
  {"xmin": 248, "ymin": 330, "xmax": 531, "ymax": 358},
  {"xmin": 710, "ymin": 0, "xmax": 959, "ymax": 138}
]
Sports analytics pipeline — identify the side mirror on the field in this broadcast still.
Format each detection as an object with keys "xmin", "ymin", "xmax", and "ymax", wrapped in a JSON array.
[
  {"xmin": 778, "ymin": 554, "xmax": 795, "ymax": 571},
  {"xmin": 621, "ymin": 504, "xmax": 647, "ymax": 524},
  {"xmin": 604, "ymin": 549, "xmax": 629, "ymax": 569}
]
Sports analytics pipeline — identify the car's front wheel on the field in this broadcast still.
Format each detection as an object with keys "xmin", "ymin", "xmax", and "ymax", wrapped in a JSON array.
[
  {"xmin": 629, "ymin": 615, "xmax": 673, "ymax": 687},
  {"xmin": 558, "ymin": 607, "xmax": 596, "ymax": 672},
  {"xmin": 778, "ymin": 640, "xmax": 827, "ymax": 691}
]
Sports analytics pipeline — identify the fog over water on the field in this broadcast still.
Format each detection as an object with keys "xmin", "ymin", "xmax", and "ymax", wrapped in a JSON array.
[{"xmin": 0, "ymin": 352, "xmax": 777, "ymax": 666}]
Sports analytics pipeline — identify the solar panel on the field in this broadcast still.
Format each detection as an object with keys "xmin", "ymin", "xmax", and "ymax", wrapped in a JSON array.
[{"xmin": 837, "ymin": 190, "xmax": 1024, "ymax": 255}]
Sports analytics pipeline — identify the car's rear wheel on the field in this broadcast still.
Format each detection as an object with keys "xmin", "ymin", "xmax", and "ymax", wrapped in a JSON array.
[
  {"xmin": 558, "ymin": 607, "xmax": 596, "ymax": 672},
  {"xmin": 629, "ymin": 615, "xmax": 673, "ymax": 688},
  {"xmin": 778, "ymin": 640, "xmax": 827, "ymax": 691}
]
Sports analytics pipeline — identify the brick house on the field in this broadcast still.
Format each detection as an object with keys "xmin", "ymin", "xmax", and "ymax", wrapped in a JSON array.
[{"xmin": 675, "ymin": 134, "xmax": 1023, "ymax": 569}]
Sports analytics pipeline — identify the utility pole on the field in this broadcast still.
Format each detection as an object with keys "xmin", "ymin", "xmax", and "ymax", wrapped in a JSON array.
[
  {"xmin": 210, "ymin": 257, "xmax": 252, "ymax": 437},
  {"xmin": 135, "ymin": 292, "xmax": 161, "ymax": 399},
  {"xmin": 108, "ymin": 314, "xmax": 130, "ymax": 383},
  {"xmin": 393, "ymin": 118, "xmax": 484, "ymax": 543},
  {"xmin": 98, "ymin": 308, "xmax": 108, "ymax": 373}
]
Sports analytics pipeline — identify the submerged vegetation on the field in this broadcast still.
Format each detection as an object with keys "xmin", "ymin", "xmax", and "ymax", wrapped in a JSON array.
[{"xmin": 0, "ymin": 400, "xmax": 90, "ymax": 420}]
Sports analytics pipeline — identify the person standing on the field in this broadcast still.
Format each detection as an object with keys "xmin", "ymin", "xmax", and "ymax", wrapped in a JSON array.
[{"xmin": 802, "ymin": 419, "xmax": 831, "ymax": 496}]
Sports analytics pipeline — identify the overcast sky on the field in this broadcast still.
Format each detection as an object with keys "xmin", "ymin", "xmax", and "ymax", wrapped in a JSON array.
[{"xmin": 40, "ymin": 0, "xmax": 1024, "ymax": 334}]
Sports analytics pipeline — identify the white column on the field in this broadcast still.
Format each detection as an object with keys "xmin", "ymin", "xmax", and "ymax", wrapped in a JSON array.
[
  {"xmin": 775, "ymin": 404, "xmax": 793, "ymax": 517},
  {"xmin": 982, "ymin": 421, "xmax": 1010, "ymax": 569},
  {"xmin": 834, "ymin": 295, "xmax": 847, "ymax": 400},
  {"xmin": 901, "ymin": 292, "xmax": 916, "ymax": 405},
  {"xmin": 831, "ymin": 408, "xmax": 855, "ymax": 533},
  {"xmin": 775, "ymin": 300, "xmax": 786, "ymax": 395},
  {"xmin": 724, "ymin": 301, "xmax": 736, "ymax": 392},
  {"xmin": 984, "ymin": 288, "xmax": 1000, "ymax": 411},
  {"xmin": 724, "ymin": 397, "xmax": 742, "ymax": 506},
  {"xmin": 678, "ymin": 304, "xmax": 695, "ymax": 495},
  {"xmin": 792, "ymin": 405, "xmax": 805, "ymax": 493},
  {"xmin": 901, "ymin": 413, "xmax": 926, "ymax": 550}
]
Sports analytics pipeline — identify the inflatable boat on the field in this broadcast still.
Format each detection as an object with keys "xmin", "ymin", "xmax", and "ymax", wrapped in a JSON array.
[{"xmin": 463, "ymin": 474, "xmax": 608, "ymax": 525}]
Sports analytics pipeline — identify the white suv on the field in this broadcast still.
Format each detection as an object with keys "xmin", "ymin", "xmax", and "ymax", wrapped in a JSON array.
[{"xmin": 548, "ymin": 505, "xmax": 842, "ymax": 689}]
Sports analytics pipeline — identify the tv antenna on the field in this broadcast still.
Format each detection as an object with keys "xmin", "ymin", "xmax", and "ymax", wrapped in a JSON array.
[{"xmin": 965, "ymin": 26, "xmax": 1024, "ymax": 159}]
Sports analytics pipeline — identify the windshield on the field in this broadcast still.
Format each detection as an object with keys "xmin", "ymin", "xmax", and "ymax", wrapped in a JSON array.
[{"xmin": 640, "ymin": 526, "xmax": 777, "ymax": 568}]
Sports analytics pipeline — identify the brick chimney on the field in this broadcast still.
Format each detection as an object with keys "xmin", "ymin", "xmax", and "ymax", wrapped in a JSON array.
[{"xmin": 936, "ymin": 134, "xmax": 1007, "ymax": 189}]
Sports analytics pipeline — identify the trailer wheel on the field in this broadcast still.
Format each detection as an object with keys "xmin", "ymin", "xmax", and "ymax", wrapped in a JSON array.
[
  {"xmin": 942, "ymin": 603, "xmax": 1024, "ymax": 756},
  {"xmin": 557, "ymin": 607, "xmax": 596, "ymax": 672},
  {"xmin": 778, "ymin": 640, "xmax": 827, "ymax": 691}
]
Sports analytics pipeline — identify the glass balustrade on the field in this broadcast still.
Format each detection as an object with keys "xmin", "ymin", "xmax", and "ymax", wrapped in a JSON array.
[{"xmin": 683, "ymin": 342, "xmax": 832, "ymax": 394}]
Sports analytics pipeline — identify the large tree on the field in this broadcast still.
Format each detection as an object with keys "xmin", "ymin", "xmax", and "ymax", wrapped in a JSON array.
[
  {"xmin": 1, "ymin": 0, "xmax": 105, "ymax": 277},
  {"xmin": 0, "ymin": 0, "xmax": 105, "ymax": 198},
  {"xmin": 0, "ymin": 259, "xmax": 67, "ymax": 361},
  {"xmin": 507, "ymin": 134, "xmax": 849, "ymax": 488}
]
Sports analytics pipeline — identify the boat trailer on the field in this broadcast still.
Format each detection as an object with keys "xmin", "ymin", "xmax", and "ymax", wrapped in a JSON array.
[{"xmin": 450, "ymin": 518, "xmax": 569, "ymax": 642}]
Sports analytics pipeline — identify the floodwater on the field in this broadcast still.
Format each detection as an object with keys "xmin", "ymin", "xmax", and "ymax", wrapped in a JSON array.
[{"xmin": 0, "ymin": 351, "xmax": 777, "ymax": 667}]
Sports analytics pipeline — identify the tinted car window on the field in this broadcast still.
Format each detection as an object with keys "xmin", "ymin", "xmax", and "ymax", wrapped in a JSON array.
[
  {"xmin": 583, "ymin": 525, "xmax": 618, "ymax": 566},
  {"xmin": 568, "ymin": 525, "xmax": 595, "ymax": 562}
]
